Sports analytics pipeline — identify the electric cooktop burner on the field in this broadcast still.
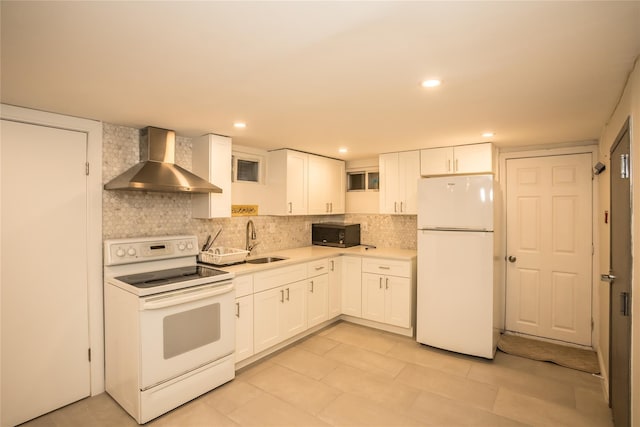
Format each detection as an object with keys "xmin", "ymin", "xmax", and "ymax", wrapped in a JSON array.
[{"xmin": 115, "ymin": 265, "xmax": 229, "ymax": 289}]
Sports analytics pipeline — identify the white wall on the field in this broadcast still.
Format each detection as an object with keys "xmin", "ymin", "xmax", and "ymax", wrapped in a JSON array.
[
  {"xmin": 597, "ymin": 57, "xmax": 639, "ymax": 423},
  {"xmin": 345, "ymin": 157, "xmax": 379, "ymax": 214}
]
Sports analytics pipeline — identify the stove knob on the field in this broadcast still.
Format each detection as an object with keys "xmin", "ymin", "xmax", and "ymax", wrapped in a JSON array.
[
  {"xmin": 116, "ymin": 248, "xmax": 125, "ymax": 257},
  {"xmin": 127, "ymin": 247, "xmax": 137, "ymax": 256},
  {"xmin": 178, "ymin": 242, "xmax": 186, "ymax": 251},
  {"xmin": 186, "ymin": 242, "xmax": 194, "ymax": 250}
]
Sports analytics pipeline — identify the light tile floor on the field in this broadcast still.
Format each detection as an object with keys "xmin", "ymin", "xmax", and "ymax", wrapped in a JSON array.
[{"xmin": 23, "ymin": 321, "xmax": 613, "ymax": 426}]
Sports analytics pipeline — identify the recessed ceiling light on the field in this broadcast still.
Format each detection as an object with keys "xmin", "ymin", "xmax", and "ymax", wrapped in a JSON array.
[
  {"xmin": 482, "ymin": 132, "xmax": 495, "ymax": 138},
  {"xmin": 338, "ymin": 147, "xmax": 348, "ymax": 154},
  {"xmin": 233, "ymin": 122, "xmax": 247, "ymax": 129},
  {"xmin": 421, "ymin": 79, "xmax": 441, "ymax": 88}
]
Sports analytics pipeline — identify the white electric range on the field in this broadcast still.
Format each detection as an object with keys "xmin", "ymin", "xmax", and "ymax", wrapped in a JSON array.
[{"xmin": 103, "ymin": 235, "xmax": 235, "ymax": 424}]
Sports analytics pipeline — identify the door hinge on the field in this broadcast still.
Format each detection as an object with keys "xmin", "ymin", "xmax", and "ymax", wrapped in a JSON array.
[
  {"xmin": 86, "ymin": 162, "xmax": 90, "ymax": 176},
  {"xmin": 88, "ymin": 348, "xmax": 91, "ymax": 362}
]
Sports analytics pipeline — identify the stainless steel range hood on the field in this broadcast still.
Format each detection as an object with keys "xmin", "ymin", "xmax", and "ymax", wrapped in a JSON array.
[{"xmin": 104, "ymin": 126, "xmax": 222, "ymax": 193}]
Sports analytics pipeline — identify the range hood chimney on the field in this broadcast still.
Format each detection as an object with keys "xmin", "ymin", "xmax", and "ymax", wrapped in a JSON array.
[{"xmin": 104, "ymin": 126, "xmax": 222, "ymax": 193}]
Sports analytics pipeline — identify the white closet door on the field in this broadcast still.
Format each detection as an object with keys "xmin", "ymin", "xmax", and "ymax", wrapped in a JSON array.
[
  {"xmin": 1, "ymin": 120, "xmax": 90, "ymax": 426},
  {"xmin": 505, "ymin": 153, "xmax": 592, "ymax": 346}
]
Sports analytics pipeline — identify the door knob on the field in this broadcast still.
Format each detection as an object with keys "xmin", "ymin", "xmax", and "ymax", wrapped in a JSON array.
[
  {"xmin": 600, "ymin": 274, "xmax": 616, "ymax": 282},
  {"xmin": 507, "ymin": 255, "xmax": 517, "ymax": 263}
]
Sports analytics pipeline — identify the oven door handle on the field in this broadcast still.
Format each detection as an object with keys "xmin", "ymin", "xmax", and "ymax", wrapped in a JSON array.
[{"xmin": 142, "ymin": 283, "xmax": 234, "ymax": 310}]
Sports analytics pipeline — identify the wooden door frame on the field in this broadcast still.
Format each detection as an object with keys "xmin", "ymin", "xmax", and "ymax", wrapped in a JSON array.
[
  {"xmin": 499, "ymin": 143, "xmax": 600, "ymax": 348},
  {"xmin": 0, "ymin": 104, "xmax": 104, "ymax": 395},
  {"xmin": 608, "ymin": 118, "xmax": 632, "ymax": 426}
]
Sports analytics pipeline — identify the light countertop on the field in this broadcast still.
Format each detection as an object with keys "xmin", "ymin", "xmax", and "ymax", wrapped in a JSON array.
[{"xmin": 213, "ymin": 245, "xmax": 416, "ymax": 276}]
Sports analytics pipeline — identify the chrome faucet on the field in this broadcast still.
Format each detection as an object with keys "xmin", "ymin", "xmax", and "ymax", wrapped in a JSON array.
[{"xmin": 246, "ymin": 220, "xmax": 259, "ymax": 253}]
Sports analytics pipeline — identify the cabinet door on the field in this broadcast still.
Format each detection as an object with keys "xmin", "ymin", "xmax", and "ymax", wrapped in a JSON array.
[
  {"xmin": 287, "ymin": 150, "xmax": 308, "ymax": 215},
  {"xmin": 235, "ymin": 295, "xmax": 254, "ymax": 362},
  {"xmin": 327, "ymin": 158, "xmax": 346, "ymax": 214},
  {"xmin": 192, "ymin": 134, "xmax": 232, "ymax": 218},
  {"xmin": 307, "ymin": 274, "xmax": 329, "ymax": 328},
  {"xmin": 385, "ymin": 276, "xmax": 411, "ymax": 328},
  {"xmin": 253, "ymin": 287, "xmax": 283, "ymax": 353},
  {"xmin": 420, "ymin": 147, "xmax": 453, "ymax": 176},
  {"xmin": 308, "ymin": 155, "xmax": 331, "ymax": 214},
  {"xmin": 328, "ymin": 257, "xmax": 342, "ymax": 318},
  {"xmin": 308, "ymin": 156, "xmax": 346, "ymax": 214},
  {"xmin": 281, "ymin": 280, "xmax": 307, "ymax": 339},
  {"xmin": 379, "ymin": 153, "xmax": 399, "ymax": 214},
  {"xmin": 362, "ymin": 273, "xmax": 386, "ymax": 323},
  {"xmin": 341, "ymin": 256, "xmax": 362, "ymax": 316},
  {"xmin": 453, "ymin": 143, "xmax": 493, "ymax": 174},
  {"xmin": 399, "ymin": 150, "xmax": 420, "ymax": 214}
]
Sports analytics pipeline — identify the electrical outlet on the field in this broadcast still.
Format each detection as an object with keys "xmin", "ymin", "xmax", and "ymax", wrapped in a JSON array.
[{"xmin": 361, "ymin": 222, "xmax": 368, "ymax": 232}]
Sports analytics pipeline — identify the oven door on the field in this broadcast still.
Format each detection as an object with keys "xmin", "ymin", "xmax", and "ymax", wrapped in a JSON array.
[{"xmin": 138, "ymin": 281, "xmax": 235, "ymax": 390}]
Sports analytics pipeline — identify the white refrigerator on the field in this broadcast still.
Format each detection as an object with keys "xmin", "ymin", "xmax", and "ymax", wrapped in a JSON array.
[{"xmin": 416, "ymin": 174, "xmax": 503, "ymax": 359}]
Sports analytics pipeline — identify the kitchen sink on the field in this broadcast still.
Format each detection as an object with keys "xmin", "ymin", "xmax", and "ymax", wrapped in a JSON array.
[{"xmin": 246, "ymin": 256, "xmax": 288, "ymax": 264}]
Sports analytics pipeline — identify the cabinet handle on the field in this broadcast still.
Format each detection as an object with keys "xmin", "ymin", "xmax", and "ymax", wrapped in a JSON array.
[
  {"xmin": 236, "ymin": 302, "xmax": 240, "ymax": 317},
  {"xmin": 286, "ymin": 288, "xmax": 290, "ymax": 301},
  {"xmin": 379, "ymin": 277, "xmax": 383, "ymax": 289},
  {"xmin": 447, "ymin": 159, "xmax": 451, "ymax": 172},
  {"xmin": 330, "ymin": 260, "xmax": 335, "ymax": 271},
  {"xmin": 455, "ymin": 158, "xmax": 459, "ymax": 172},
  {"xmin": 288, "ymin": 202, "xmax": 292, "ymax": 214},
  {"xmin": 386, "ymin": 278, "xmax": 389, "ymax": 290},
  {"xmin": 330, "ymin": 202, "xmax": 333, "ymax": 213},
  {"xmin": 326, "ymin": 202, "xmax": 329, "ymax": 213},
  {"xmin": 310, "ymin": 280, "xmax": 314, "ymax": 293},
  {"xmin": 280, "ymin": 289, "xmax": 285, "ymax": 303},
  {"xmin": 394, "ymin": 202, "xmax": 397, "ymax": 213},
  {"xmin": 400, "ymin": 202, "xmax": 404, "ymax": 213},
  {"xmin": 378, "ymin": 266, "xmax": 391, "ymax": 270},
  {"xmin": 315, "ymin": 266, "xmax": 324, "ymax": 271}
]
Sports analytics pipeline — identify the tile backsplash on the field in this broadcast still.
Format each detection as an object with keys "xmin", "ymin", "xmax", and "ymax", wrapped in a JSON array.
[{"xmin": 102, "ymin": 123, "xmax": 416, "ymax": 252}]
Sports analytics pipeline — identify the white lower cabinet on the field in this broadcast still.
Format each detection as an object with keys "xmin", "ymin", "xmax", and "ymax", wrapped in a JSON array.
[
  {"xmin": 307, "ymin": 259, "xmax": 329, "ymax": 328},
  {"xmin": 307, "ymin": 273, "xmax": 329, "ymax": 328},
  {"xmin": 328, "ymin": 257, "xmax": 342, "ymax": 318},
  {"xmin": 342, "ymin": 256, "xmax": 363, "ymax": 317},
  {"xmin": 245, "ymin": 253, "xmax": 415, "ymax": 364},
  {"xmin": 362, "ymin": 273, "xmax": 411, "ymax": 328},
  {"xmin": 361, "ymin": 258, "xmax": 413, "ymax": 328},
  {"xmin": 253, "ymin": 264, "xmax": 308, "ymax": 355},
  {"xmin": 281, "ymin": 280, "xmax": 307, "ymax": 338},
  {"xmin": 235, "ymin": 295, "xmax": 254, "ymax": 362},
  {"xmin": 234, "ymin": 275, "xmax": 254, "ymax": 363}
]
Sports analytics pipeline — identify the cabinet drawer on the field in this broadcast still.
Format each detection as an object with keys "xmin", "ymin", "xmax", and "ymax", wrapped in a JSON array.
[
  {"xmin": 254, "ymin": 263, "xmax": 308, "ymax": 293},
  {"xmin": 362, "ymin": 258, "xmax": 410, "ymax": 277},
  {"xmin": 307, "ymin": 258, "xmax": 329, "ymax": 277},
  {"xmin": 234, "ymin": 274, "xmax": 253, "ymax": 298}
]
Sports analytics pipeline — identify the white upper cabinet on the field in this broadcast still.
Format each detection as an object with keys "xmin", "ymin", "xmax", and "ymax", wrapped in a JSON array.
[
  {"xmin": 420, "ymin": 143, "xmax": 495, "ymax": 176},
  {"xmin": 266, "ymin": 149, "xmax": 309, "ymax": 215},
  {"xmin": 308, "ymin": 155, "xmax": 345, "ymax": 214},
  {"xmin": 266, "ymin": 149, "xmax": 345, "ymax": 216},
  {"xmin": 192, "ymin": 134, "xmax": 232, "ymax": 218},
  {"xmin": 379, "ymin": 150, "xmax": 420, "ymax": 214}
]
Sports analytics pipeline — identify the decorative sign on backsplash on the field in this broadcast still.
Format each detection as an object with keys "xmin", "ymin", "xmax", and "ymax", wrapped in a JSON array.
[{"xmin": 232, "ymin": 205, "xmax": 259, "ymax": 216}]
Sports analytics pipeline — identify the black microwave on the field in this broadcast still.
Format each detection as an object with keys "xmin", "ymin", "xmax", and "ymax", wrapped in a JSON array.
[{"xmin": 312, "ymin": 223, "xmax": 360, "ymax": 248}]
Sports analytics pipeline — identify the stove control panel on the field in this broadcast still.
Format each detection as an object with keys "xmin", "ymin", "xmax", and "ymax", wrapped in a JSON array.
[{"xmin": 104, "ymin": 235, "xmax": 199, "ymax": 266}]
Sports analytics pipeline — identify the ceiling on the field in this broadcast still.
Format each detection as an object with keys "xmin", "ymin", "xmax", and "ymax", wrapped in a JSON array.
[{"xmin": 2, "ymin": 1, "xmax": 639, "ymax": 160}]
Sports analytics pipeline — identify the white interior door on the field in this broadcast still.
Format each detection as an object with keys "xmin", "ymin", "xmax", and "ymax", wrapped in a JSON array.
[
  {"xmin": 1, "ymin": 120, "xmax": 90, "ymax": 426},
  {"xmin": 505, "ymin": 153, "xmax": 592, "ymax": 346}
]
